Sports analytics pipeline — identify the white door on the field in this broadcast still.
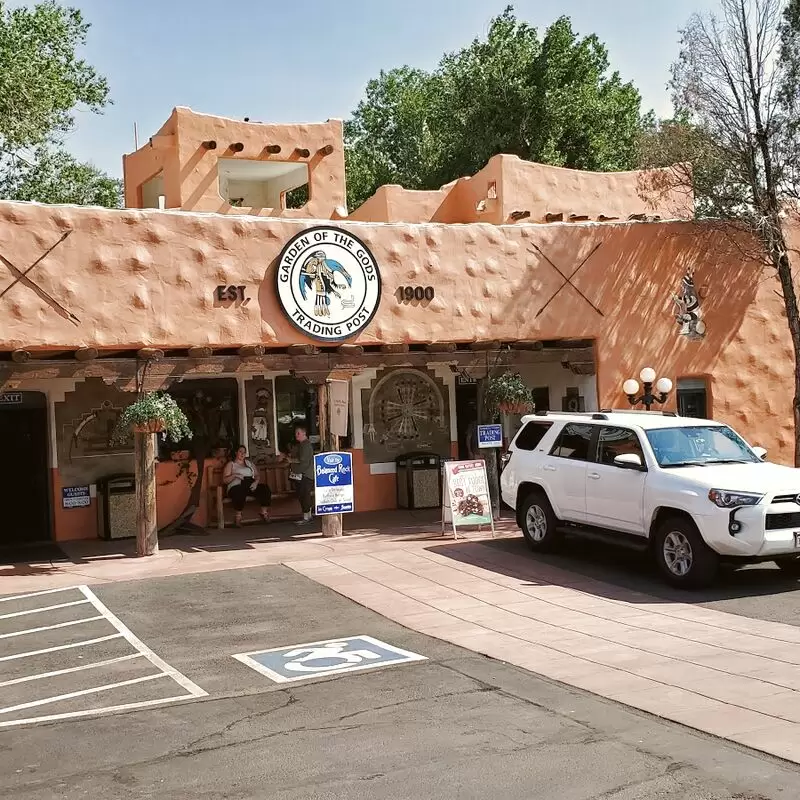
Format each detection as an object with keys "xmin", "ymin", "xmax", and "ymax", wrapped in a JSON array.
[
  {"xmin": 584, "ymin": 425, "xmax": 647, "ymax": 535},
  {"xmin": 541, "ymin": 422, "xmax": 593, "ymax": 523}
]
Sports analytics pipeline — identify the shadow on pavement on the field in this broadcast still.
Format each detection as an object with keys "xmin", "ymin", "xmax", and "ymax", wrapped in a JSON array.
[
  {"xmin": 426, "ymin": 532, "xmax": 800, "ymax": 607},
  {"xmin": 0, "ymin": 509, "xmax": 509, "ymax": 570}
]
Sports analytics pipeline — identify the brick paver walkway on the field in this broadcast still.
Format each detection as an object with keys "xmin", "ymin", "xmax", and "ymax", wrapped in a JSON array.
[
  {"xmin": 3, "ymin": 514, "xmax": 800, "ymax": 763},
  {"xmin": 287, "ymin": 540, "xmax": 800, "ymax": 765}
]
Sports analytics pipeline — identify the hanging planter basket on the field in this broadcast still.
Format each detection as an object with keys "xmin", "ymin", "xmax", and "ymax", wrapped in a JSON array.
[
  {"xmin": 486, "ymin": 373, "xmax": 532, "ymax": 419},
  {"xmin": 111, "ymin": 392, "xmax": 193, "ymax": 446},
  {"xmin": 133, "ymin": 419, "xmax": 165, "ymax": 434},
  {"xmin": 498, "ymin": 401, "xmax": 533, "ymax": 415}
]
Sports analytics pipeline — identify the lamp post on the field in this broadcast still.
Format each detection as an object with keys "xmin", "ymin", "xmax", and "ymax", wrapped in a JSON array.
[{"xmin": 623, "ymin": 367, "xmax": 673, "ymax": 411}]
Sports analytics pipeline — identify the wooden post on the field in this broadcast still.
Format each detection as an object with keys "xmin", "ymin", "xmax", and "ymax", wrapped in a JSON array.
[
  {"xmin": 477, "ymin": 378, "xmax": 500, "ymax": 520},
  {"xmin": 134, "ymin": 431, "xmax": 159, "ymax": 556},
  {"xmin": 318, "ymin": 381, "xmax": 343, "ymax": 538}
]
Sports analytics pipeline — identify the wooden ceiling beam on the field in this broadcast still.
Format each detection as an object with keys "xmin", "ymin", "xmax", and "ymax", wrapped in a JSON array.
[
  {"xmin": 425, "ymin": 343, "xmax": 456, "ymax": 353},
  {"xmin": 137, "ymin": 347, "xmax": 164, "ymax": 361},
  {"xmin": 337, "ymin": 344, "xmax": 364, "ymax": 356},
  {"xmin": 287, "ymin": 344, "xmax": 318, "ymax": 356},
  {"xmin": 238, "ymin": 345, "xmax": 265, "ymax": 358},
  {"xmin": 75, "ymin": 347, "xmax": 99, "ymax": 362},
  {"xmin": 468, "ymin": 341, "xmax": 501, "ymax": 351}
]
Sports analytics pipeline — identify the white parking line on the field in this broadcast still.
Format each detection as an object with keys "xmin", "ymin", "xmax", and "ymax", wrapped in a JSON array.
[
  {"xmin": 0, "ymin": 585, "xmax": 207, "ymax": 727},
  {"xmin": 0, "ymin": 634, "xmax": 124, "ymax": 663},
  {"xmin": 0, "ymin": 653, "xmax": 144, "ymax": 688},
  {"xmin": 0, "ymin": 695, "xmax": 198, "ymax": 729},
  {"xmin": 79, "ymin": 586, "xmax": 207, "ymax": 698},
  {"xmin": 0, "ymin": 600, "xmax": 90, "ymax": 620},
  {"xmin": 0, "ymin": 587, "xmax": 82, "ymax": 603},
  {"xmin": 0, "ymin": 673, "xmax": 169, "ymax": 716},
  {"xmin": 0, "ymin": 616, "xmax": 104, "ymax": 639}
]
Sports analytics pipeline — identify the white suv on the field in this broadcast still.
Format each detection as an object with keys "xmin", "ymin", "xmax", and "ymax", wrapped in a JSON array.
[{"xmin": 500, "ymin": 410, "xmax": 800, "ymax": 588}]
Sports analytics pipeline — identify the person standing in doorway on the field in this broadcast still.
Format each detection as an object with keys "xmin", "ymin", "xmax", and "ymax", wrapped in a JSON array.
[
  {"xmin": 465, "ymin": 420, "xmax": 480, "ymax": 461},
  {"xmin": 282, "ymin": 424, "xmax": 315, "ymax": 525}
]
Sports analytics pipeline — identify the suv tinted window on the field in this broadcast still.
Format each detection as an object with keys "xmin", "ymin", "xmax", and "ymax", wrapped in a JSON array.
[
  {"xmin": 550, "ymin": 423, "xmax": 593, "ymax": 460},
  {"xmin": 514, "ymin": 421, "xmax": 553, "ymax": 451},
  {"xmin": 597, "ymin": 426, "xmax": 645, "ymax": 465}
]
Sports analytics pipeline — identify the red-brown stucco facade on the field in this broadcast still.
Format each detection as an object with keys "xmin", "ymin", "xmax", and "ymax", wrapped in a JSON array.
[{"xmin": 0, "ymin": 107, "xmax": 793, "ymax": 544}]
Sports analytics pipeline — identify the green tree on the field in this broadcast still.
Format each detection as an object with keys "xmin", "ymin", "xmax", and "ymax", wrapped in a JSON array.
[
  {"xmin": 345, "ymin": 66, "xmax": 439, "ymax": 210},
  {"xmin": 1, "ymin": 146, "xmax": 121, "ymax": 206},
  {"xmin": 345, "ymin": 7, "xmax": 648, "ymax": 210},
  {"xmin": 0, "ymin": 1, "xmax": 119, "ymax": 207},
  {"xmin": 640, "ymin": 0, "xmax": 800, "ymax": 465}
]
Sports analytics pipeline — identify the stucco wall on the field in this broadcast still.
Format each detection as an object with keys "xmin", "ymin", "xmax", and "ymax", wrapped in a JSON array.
[
  {"xmin": 123, "ymin": 108, "xmax": 346, "ymax": 219},
  {"xmin": 0, "ymin": 199, "xmax": 796, "ymax": 463},
  {"xmin": 348, "ymin": 156, "xmax": 691, "ymax": 225}
]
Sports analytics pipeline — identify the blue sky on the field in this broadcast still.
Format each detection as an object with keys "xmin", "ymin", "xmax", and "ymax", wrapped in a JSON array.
[{"xmin": 46, "ymin": 0, "xmax": 718, "ymax": 178}]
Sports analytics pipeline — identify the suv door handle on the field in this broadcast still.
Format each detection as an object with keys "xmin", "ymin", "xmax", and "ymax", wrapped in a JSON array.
[
  {"xmin": 588, "ymin": 472, "xmax": 600, "ymax": 480},
  {"xmin": 542, "ymin": 465, "xmax": 557, "ymax": 472}
]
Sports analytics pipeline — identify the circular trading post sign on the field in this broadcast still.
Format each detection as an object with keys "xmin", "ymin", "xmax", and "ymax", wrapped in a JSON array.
[{"xmin": 275, "ymin": 226, "xmax": 382, "ymax": 342}]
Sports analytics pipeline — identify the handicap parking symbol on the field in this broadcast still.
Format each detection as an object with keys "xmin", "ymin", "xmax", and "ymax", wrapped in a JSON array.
[{"xmin": 232, "ymin": 635, "xmax": 426, "ymax": 683}]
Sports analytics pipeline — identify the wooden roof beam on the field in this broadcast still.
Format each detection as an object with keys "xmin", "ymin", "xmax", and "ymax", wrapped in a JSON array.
[{"xmin": 425, "ymin": 343, "xmax": 456, "ymax": 353}]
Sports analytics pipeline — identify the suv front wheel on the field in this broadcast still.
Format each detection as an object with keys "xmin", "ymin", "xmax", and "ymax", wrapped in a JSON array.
[
  {"xmin": 654, "ymin": 516, "xmax": 718, "ymax": 589},
  {"xmin": 520, "ymin": 491, "xmax": 560, "ymax": 552}
]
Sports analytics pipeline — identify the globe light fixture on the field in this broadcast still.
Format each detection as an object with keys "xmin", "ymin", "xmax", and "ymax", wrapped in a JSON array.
[
  {"xmin": 655, "ymin": 377, "xmax": 673, "ymax": 395},
  {"xmin": 622, "ymin": 379, "xmax": 640, "ymax": 396},
  {"xmin": 623, "ymin": 367, "xmax": 673, "ymax": 411}
]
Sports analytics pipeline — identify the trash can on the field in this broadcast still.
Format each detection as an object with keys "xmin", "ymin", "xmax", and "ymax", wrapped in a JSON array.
[
  {"xmin": 396, "ymin": 453, "xmax": 442, "ymax": 510},
  {"xmin": 97, "ymin": 474, "xmax": 136, "ymax": 540}
]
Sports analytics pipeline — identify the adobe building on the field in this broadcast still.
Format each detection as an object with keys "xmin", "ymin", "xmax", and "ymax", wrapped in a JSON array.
[{"xmin": 0, "ymin": 106, "xmax": 794, "ymax": 548}]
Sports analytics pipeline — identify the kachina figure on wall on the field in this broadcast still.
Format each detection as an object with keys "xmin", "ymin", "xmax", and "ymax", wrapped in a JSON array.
[{"xmin": 673, "ymin": 268, "xmax": 706, "ymax": 340}]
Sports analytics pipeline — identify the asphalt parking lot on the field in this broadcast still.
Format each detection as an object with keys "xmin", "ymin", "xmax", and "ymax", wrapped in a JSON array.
[
  {"xmin": 0, "ymin": 584, "xmax": 207, "ymax": 728},
  {"xmin": 1, "ymin": 565, "xmax": 799, "ymax": 799}
]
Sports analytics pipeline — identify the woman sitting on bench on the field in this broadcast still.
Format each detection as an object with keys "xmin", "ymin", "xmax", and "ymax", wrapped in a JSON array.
[{"xmin": 222, "ymin": 446, "xmax": 271, "ymax": 527}]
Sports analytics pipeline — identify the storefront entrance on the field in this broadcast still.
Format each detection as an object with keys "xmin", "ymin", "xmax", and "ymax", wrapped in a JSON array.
[
  {"xmin": 455, "ymin": 378, "xmax": 478, "ymax": 459},
  {"xmin": 0, "ymin": 391, "xmax": 51, "ymax": 547}
]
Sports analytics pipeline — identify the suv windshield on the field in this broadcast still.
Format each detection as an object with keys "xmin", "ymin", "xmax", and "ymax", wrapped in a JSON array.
[{"xmin": 645, "ymin": 425, "xmax": 760, "ymax": 467}]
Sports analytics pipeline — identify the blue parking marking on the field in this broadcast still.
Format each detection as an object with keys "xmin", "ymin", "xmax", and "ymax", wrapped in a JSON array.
[{"xmin": 232, "ymin": 635, "xmax": 426, "ymax": 684}]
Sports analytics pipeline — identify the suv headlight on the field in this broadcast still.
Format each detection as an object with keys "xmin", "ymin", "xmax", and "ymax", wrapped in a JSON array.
[{"xmin": 708, "ymin": 489, "xmax": 764, "ymax": 508}]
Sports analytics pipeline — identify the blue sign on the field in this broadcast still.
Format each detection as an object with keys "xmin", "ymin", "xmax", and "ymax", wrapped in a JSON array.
[
  {"xmin": 62, "ymin": 485, "xmax": 91, "ymax": 509},
  {"xmin": 313, "ymin": 451, "xmax": 354, "ymax": 515},
  {"xmin": 477, "ymin": 424, "xmax": 503, "ymax": 449},
  {"xmin": 232, "ymin": 635, "xmax": 426, "ymax": 684}
]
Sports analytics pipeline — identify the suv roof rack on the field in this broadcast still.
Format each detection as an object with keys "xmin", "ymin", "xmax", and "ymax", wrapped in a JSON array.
[
  {"xmin": 598, "ymin": 408, "xmax": 678, "ymax": 417},
  {"xmin": 531, "ymin": 410, "xmax": 598, "ymax": 418},
  {"xmin": 527, "ymin": 409, "xmax": 679, "ymax": 421}
]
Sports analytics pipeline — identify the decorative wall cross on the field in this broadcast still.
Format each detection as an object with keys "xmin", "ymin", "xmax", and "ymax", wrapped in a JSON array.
[
  {"xmin": 528, "ymin": 241, "xmax": 604, "ymax": 318},
  {"xmin": 0, "ymin": 230, "xmax": 79, "ymax": 324}
]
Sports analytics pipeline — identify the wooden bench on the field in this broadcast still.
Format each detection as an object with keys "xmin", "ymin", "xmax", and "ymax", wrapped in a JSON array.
[{"xmin": 207, "ymin": 462, "xmax": 293, "ymax": 529}]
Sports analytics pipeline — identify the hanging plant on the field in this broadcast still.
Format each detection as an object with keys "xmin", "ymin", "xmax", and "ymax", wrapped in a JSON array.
[
  {"xmin": 112, "ymin": 392, "xmax": 193, "ymax": 445},
  {"xmin": 485, "ymin": 372, "xmax": 533, "ymax": 417}
]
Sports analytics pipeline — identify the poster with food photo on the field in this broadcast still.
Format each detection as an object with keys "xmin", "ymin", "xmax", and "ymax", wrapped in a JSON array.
[{"xmin": 444, "ymin": 460, "xmax": 493, "ymax": 530}]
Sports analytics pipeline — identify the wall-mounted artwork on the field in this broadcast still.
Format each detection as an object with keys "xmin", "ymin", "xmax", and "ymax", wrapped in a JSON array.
[
  {"xmin": 68, "ymin": 399, "xmax": 130, "ymax": 458},
  {"xmin": 673, "ymin": 269, "xmax": 706, "ymax": 340},
  {"xmin": 561, "ymin": 387, "xmax": 585, "ymax": 413},
  {"xmin": 55, "ymin": 378, "xmax": 137, "ymax": 484},
  {"xmin": 361, "ymin": 368, "xmax": 450, "ymax": 464},
  {"xmin": 245, "ymin": 378, "xmax": 275, "ymax": 466}
]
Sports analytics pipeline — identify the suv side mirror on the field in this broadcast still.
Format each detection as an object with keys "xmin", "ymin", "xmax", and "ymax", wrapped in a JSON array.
[
  {"xmin": 752, "ymin": 446, "xmax": 767, "ymax": 461},
  {"xmin": 613, "ymin": 453, "xmax": 644, "ymax": 470}
]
